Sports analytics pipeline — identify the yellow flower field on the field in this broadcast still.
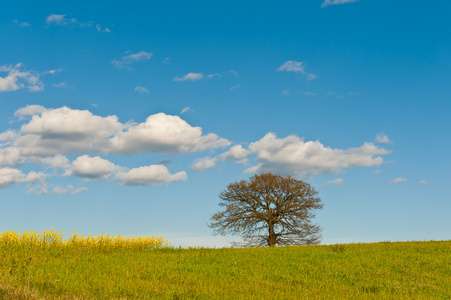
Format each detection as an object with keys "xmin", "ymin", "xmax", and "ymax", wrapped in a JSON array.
[{"xmin": 0, "ymin": 229, "xmax": 169, "ymax": 250}]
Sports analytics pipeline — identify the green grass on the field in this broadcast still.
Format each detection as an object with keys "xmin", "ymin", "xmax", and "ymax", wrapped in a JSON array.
[{"xmin": 1, "ymin": 241, "xmax": 450, "ymax": 299}]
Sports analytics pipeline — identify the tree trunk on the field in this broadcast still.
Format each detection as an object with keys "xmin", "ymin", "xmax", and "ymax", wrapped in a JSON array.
[{"xmin": 268, "ymin": 221, "xmax": 276, "ymax": 246}]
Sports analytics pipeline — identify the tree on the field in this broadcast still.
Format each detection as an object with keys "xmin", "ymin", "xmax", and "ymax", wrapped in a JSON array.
[{"xmin": 209, "ymin": 173, "xmax": 323, "ymax": 247}]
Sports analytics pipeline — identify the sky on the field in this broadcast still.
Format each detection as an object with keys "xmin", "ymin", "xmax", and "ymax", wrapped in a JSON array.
[{"xmin": 1, "ymin": 0, "xmax": 450, "ymax": 247}]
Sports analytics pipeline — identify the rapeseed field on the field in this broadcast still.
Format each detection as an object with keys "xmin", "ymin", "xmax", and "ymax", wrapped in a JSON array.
[{"xmin": 0, "ymin": 229, "xmax": 449, "ymax": 299}]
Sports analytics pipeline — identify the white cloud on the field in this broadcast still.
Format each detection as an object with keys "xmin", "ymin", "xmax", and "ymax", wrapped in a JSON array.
[
  {"xmin": 244, "ymin": 133, "xmax": 390, "ymax": 176},
  {"xmin": 0, "ymin": 106, "xmax": 233, "ymax": 192},
  {"xmin": 96, "ymin": 24, "xmax": 111, "ymax": 32},
  {"xmin": 305, "ymin": 91, "xmax": 316, "ymax": 96},
  {"xmin": 375, "ymin": 133, "xmax": 392, "ymax": 144},
  {"xmin": 390, "ymin": 178, "xmax": 407, "ymax": 184},
  {"xmin": 46, "ymin": 14, "xmax": 68, "ymax": 25},
  {"xmin": 42, "ymin": 68, "xmax": 63, "ymax": 75},
  {"xmin": 14, "ymin": 105, "xmax": 48, "ymax": 119},
  {"xmin": 13, "ymin": 19, "xmax": 30, "ymax": 27},
  {"xmin": 229, "ymin": 84, "xmax": 241, "ymax": 90},
  {"xmin": 321, "ymin": 0, "xmax": 360, "ymax": 7},
  {"xmin": 16, "ymin": 106, "xmax": 123, "ymax": 156},
  {"xmin": 0, "ymin": 63, "xmax": 44, "ymax": 93},
  {"xmin": 277, "ymin": 60, "xmax": 317, "ymax": 80},
  {"xmin": 180, "ymin": 107, "xmax": 191, "ymax": 114},
  {"xmin": 52, "ymin": 184, "xmax": 87, "ymax": 195},
  {"xmin": 53, "ymin": 82, "xmax": 66, "ymax": 88},
  {"xmin": 7, "ymin": 106, "xmax": 229, "ymax": 159},
  {"xmin": 193, "ymin": 134, "xmax": 390, "ymax": 175},
  {"xmin": 206, "ymin": 73, "xmax": 221, "ymax": 78},
  {"xmin": 192, "ymin": 145, "xmax": 248, "ymax": 171},
  {"xmin": 322, "ymin": 178, "xmax": 344, "ymax": 186},
  {"xmin": 0, "ymin": 167, "xmax": 45, "ymax": 189},
  {"xmin": 134, "ymin": 86, "xmax": 149, "ymax": 94},
  {"xmin": 217, "ymin": 145, "xmax": 248, "ymax": 163},
  {"xmin": 282, "ymin": 90, "xmax": 290, "ymax": 96},
  {"xmin": 112, "ymin": 51, "xmax": 153, "ymax": 69},
  {"xmin": 374, "ymin": 170, "xmax": 381, "ymax": 174},
  {"xmin": 108, "ymin": 113, "xmax": 230, "ymax": 154},
  {"xmin": 174, "ymin": 72, "xmax": 203, "ymax": 82},
  {"xmin": 418, "ymin": 180, "xmax": 429, "ymax": 184},
  {"xmin": 46, "ymin": 14, "xmax": 108, "ymax": 31},
  {"xmin": 65, "ymin": 155, "xmax": 119, "ymax": 181},
  {"xmin": 0, "ymin": 131, "xmax": 17, "ymax": 143},
  {"xmin": 0, "ymin": 147, "xmax": 22, "ymax": 167},
  {"xmin": 115, "ymin": 165, "xmax": 187, "ymax": 186},
  {"xmin": 192, "ymin": 157, "xmax": 217, "ymax": 171},
  {"xmin": 228, "ymin": 70, "xmax": 238, "ymax": 76},
  {"xmin": 37, "ymin": 155, "xmax": 70, "ymax": 169}
]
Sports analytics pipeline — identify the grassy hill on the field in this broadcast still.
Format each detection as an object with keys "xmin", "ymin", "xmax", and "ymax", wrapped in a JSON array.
[{"xmin": 1, "ymin": 237, "xmax": 450, "ymax": 299}]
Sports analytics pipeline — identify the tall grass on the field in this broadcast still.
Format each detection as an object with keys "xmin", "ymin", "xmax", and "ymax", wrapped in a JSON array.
[{"xmin": 0, "ymin": 230, "xmax": 449, "ymax": 299}]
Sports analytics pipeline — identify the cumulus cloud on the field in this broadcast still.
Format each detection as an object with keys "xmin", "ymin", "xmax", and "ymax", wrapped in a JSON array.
[
  {"xmin": 174, "ymin": 72, "xmax": 203, "ymax": 82},
  {"xmin": 0, "ymin": 63, "xmax": 44, "ymax": 93},
  {"xmin": 0, "ymin": 147, "xmax": 22, "ymax": 167},
  {"xmin": 107, "ymin": 113, "xmax": 230, "ymax": 154},
  {"xmin": 0, "ymin": 105, "xmax": 234, "ymax": 192},
  {"xmin": 115, "ymin": 165, "xmax": 187, "ymax": 186},
  {"xmin": 390, "ymin": 178, "xmax": 407, "ymax": 184},
  {"xmin": 192, "ymin": 145, "xmax": 249, "ymax": 171},
  {"xmin": 5, "ymin": 106, "xmax": 228, "ymax": 159},
  {"xmin": 112, "ymin": 51, "xmax": 153, "ymax": 69},
  {"xmin": 243, "ymin": 133, "xmax": 389, "ymax": 176},
  {"xmin": 52, "ymin": 184, "xmax": 87, "ymax": 195},
  {"xmin": 134, "ymin": 86, "xmax": 149, "ymax": 94},
  {"xmin": 65, "ymin": 155, "xmax": 119, "ymax": 180},
  {"xmin": 321, "ymin": 0, "xmax": 360, "ymax": 7},
  {"xmin": 322, "ymin": 178, "xmax": 344, "ymax": 186},
  {"xmin": 0, "ymin": 131, "xmax": 17, "ymax": 143},
  {"xmin": 418, "ymin": 180, "xmax": 429, "ymax": 184},
  {"xmin": 14, "ymin": 105, "xmax": 48, "ymax": 119},
  {"xmin": 192, "ymin": 157, "xmax": 217, "ymax": 171},
  {"xmin": 193, "ymin": 133, "xmax": 390, "ymax": 175},
  {"xmin": 0, "ymin": 168, "xmax": 45, "ymax": 189},
  {"xmin": 15, "ymin": 106, "xmax": 123, "ymax": 156},
  {"xmin": 277, "ymin": 61, "xmax": 317, "ymax": 80},
  {"xmin": 37, "ymin": 155, "xmax": 70, "ymax": 169},
  {"xmin": 375, "ymin": 133, "xmax": 392, "ymax": 144}
]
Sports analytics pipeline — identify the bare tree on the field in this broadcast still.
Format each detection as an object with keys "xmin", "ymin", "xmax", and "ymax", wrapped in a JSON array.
[{"xmin": 209, "ymin": 173, "xmax": 323, "ymax": 247}]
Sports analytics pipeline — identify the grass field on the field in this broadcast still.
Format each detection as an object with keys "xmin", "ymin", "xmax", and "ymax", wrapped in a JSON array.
[{"xmin": 0, "ymin": 230, "xmax": 450, "ymax": 299}]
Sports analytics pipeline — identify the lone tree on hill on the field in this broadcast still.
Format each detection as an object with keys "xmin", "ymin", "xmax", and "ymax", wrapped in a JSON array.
[{"xmin": 209, "ymin": 173, "xmax": 323, "ymax": 247}]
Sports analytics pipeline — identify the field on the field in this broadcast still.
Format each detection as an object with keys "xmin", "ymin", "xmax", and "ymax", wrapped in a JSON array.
[{"xmin": 0, "ymin": 230, "xmax": 450, "ymax": 299}]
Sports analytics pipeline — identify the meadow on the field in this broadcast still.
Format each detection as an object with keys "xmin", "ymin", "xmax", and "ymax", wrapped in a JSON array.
[{"xmin": 0, "ymin": 230, "xmax": 450, "ymax": 299}]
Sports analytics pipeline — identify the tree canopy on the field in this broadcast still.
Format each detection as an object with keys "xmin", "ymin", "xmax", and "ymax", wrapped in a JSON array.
[{"xmin": 209, "ymin": 173, "xmax": 323, "ymax": 247}]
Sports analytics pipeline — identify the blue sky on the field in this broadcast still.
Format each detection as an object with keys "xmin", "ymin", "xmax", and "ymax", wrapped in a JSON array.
[{"xmin": 1, "ymin": 0, "xmax": 450, "ymax": 247}]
